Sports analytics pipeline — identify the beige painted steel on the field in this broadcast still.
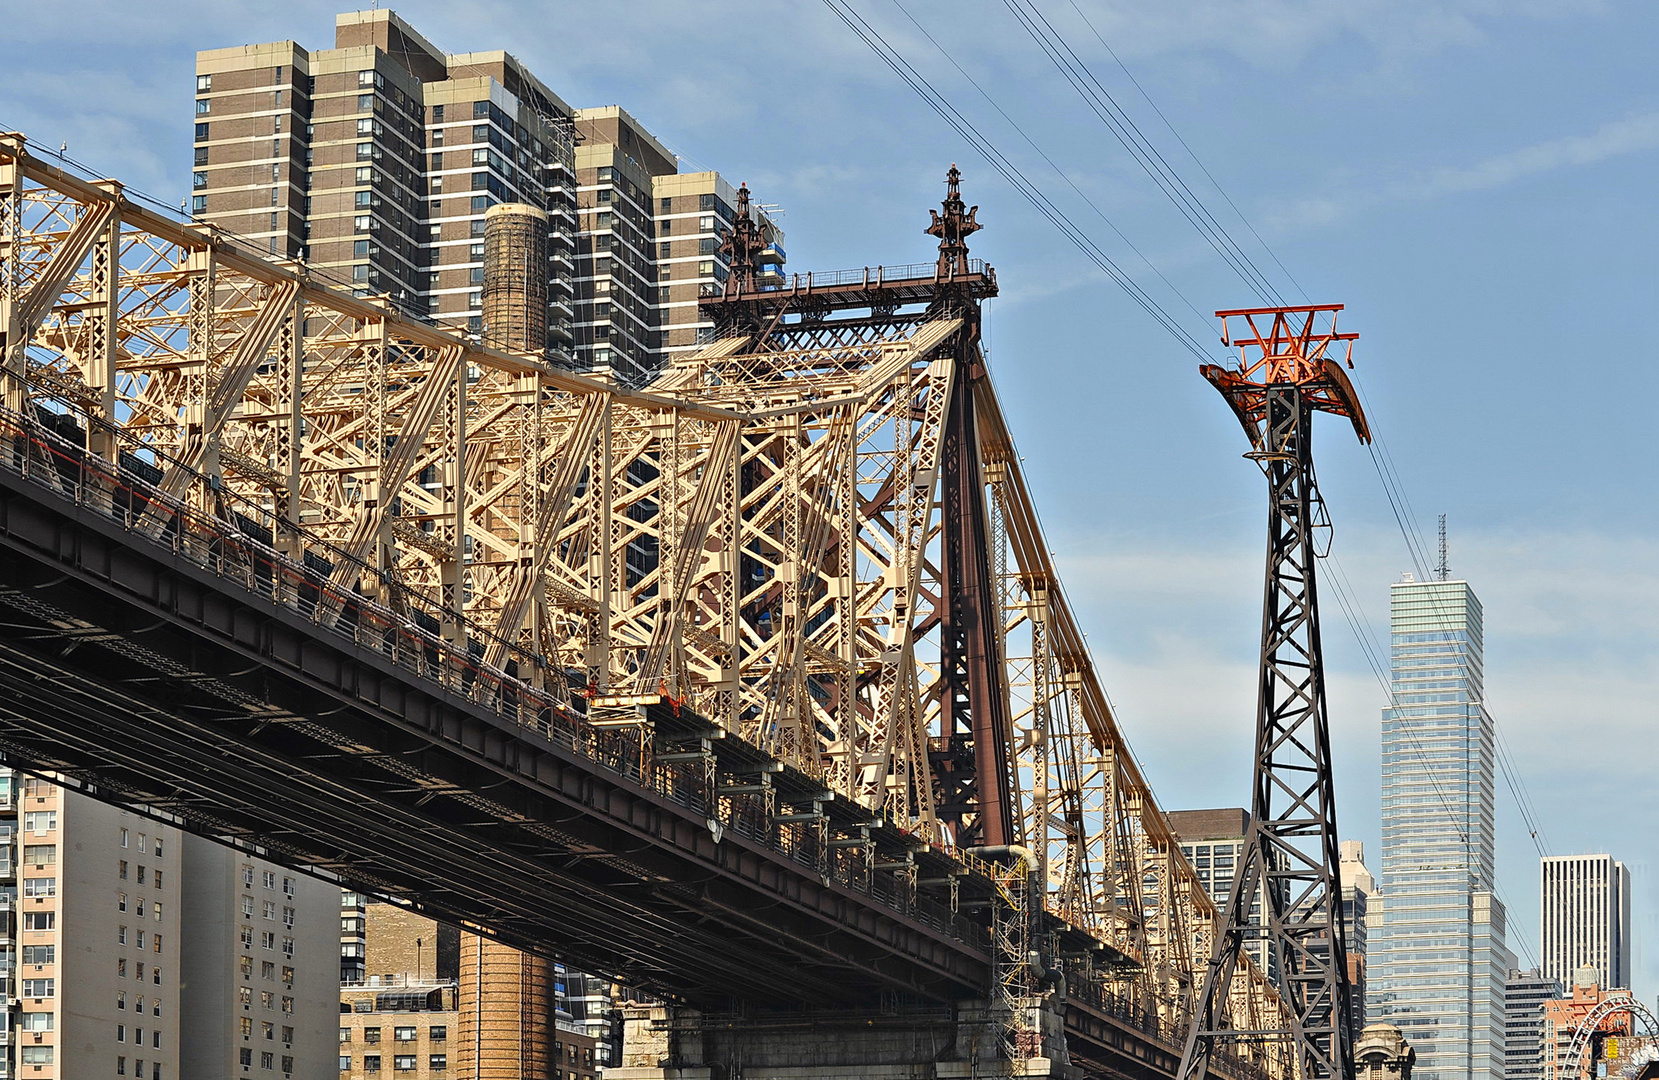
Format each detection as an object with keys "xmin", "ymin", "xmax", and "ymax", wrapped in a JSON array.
[{"xmin": 0, "ymin": 131, "xmax": 1290, "ymax": 1066}]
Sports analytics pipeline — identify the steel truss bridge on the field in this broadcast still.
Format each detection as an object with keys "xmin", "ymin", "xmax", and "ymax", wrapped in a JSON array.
[{"xmin": 0, "ymin": 135, "xmax": 1289, "ymax": 1078}]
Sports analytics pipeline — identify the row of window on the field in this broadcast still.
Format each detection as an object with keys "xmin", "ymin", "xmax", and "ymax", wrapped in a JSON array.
[
  {"xmin": 340, "ymin": 1054, "xmax": 445, "ymax": 1071},
  {"xmin": 116, "ymin": 958, "xmax": 164, "ymax": 984},
  {"xmin": 238, "ymin": 956, "xmax": 297, "ymax": 988},
  {"xmin": 118, "ymin": 860, "xmax": 163, "ymax": 886},
  {"xmin": 238, "ymin": 927, "xmax": 297, "ymax": 955},
  {"xmin": 342, "ymin": 1025, "xmax": 446, "ymax": 1042},
  {"xmin": 240, "ymin": 1048, "xmax": 294, "ymax": 1070},
  {"xmin": 116, "ymin": 1024, "xmax": 162, "ymax": 1048},
  {"xmin": 117, "ymin": 925, "xmax": 165, "ymax": 951},
  {"xmin": 118, "ymin": 990, "xmax": 162, "ymax": 1015},
  {"xmin": 243, "ymin": 866, "xmax": 297, "ymax": 894},
  {"xmin": 116, "ymin": 1055, "xmax": 162, "ymax": 1079},
  {"xmin": 239, "ymin": 1017, "xmax": 295, "ymax": 1041},
  {"xmin": 119, "ymin": 892, "xmax": 163, "ymax": 918}
]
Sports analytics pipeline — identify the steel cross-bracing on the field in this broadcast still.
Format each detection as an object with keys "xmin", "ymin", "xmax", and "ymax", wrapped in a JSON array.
[
  {"xmin": 0, "ymin": 132, "xmax": 1288, "ymax": 1077},
  {"xmin": 1178, "ymin": 306, "xmax": 1371, "ymax": 1080}
]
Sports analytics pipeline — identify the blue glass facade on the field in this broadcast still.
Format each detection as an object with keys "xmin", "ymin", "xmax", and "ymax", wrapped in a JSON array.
[{"xmin": 1367, "ymin": 578, "xmax": 1512, "ymax": 1080}]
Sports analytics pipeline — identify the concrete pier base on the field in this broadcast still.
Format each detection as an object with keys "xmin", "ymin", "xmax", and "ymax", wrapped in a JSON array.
[{"xmin": 608, "ymin": 996, "xmax": 1080, "ymax": 1080}]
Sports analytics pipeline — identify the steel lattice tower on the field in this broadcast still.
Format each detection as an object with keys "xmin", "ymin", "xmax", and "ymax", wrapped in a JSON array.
[{"xmin": 1178, "ymin": 305, "xmax": 1370, "ymax": 1080}]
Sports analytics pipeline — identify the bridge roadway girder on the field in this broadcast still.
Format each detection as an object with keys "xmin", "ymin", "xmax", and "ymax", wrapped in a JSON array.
[{"xmin": 0, "ymin": 464, "xmax": 991, "ymax": 1008}]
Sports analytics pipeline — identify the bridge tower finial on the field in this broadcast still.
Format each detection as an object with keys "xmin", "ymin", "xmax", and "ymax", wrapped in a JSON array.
[
  {"xmin": 718, "ymin": 182, "xmax": 766, "ymax": 299},
  {"xmin": 926, "ymin": 164, "xmax": 980, "ymax": 279}
]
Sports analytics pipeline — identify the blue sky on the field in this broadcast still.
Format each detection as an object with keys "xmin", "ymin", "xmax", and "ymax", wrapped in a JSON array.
[{"xmin": 4, "ymin": 0, "xmax": 1656, "ymax": 999}]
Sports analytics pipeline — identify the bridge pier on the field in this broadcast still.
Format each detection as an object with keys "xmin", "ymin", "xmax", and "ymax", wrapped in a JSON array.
[{"xmin": 610, "ymin": 997, "xmax": 1079, "ymax": 1080}]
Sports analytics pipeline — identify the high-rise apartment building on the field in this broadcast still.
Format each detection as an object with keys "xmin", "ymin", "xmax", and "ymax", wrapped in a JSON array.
[
  {"xmin": 177, "ymin": 836, "xmax": 340, "ymax": 1079},
  {"xmin": 0, "ymin": 770, "xmax": 339, "ymax": 1080},
  {"xmin": 1167, "ymin": 808, "xmax": 1281, "ymax": 986},
  {"xmin": 4, "ymin": 773, "xmax": 184, "ymax": 1079},
  {"xmin": 653, "ymin": 171, "xmax": 784, "ymax": 363},
  {"xmin": 1367, "ymin": 575, "xmax": 1512, "ymax": 1080},
  {"xmin": 1541, "ymin": 854, "xmax": 1631, "ymax": 993},
  {"xmin": 1504, "ymin": 968, "xmax": 1562, "ymax": 1080},
  {"xmin": 196, "ymin": 10, "xmax": 785, "ymax": 389},
  {"xmin": 1341, "ymin": 840, "xmax": 1376, "ymax": 1046},
  {"xmin": 194, "ymin": 10, "xmax": 578, "ymax": 350}
]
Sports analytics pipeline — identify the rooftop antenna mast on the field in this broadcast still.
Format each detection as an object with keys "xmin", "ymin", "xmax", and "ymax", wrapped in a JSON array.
[{"xmin": 1436, "ymin": 515, "xmax": 1449, "ymax": 581}]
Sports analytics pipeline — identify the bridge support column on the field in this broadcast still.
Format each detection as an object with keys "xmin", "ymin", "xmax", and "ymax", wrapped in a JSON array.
[{"xmin": 609, "ymin": 996, "xmax": 1079, "ymax": 1080}]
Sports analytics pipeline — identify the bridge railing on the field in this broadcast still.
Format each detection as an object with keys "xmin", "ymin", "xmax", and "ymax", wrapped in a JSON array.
[{"xmin": 0, "ymin": 400, "xmax": 985, "ymax": 952}]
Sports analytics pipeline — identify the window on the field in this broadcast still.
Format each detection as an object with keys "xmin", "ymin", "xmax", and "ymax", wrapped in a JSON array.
[
  {"xmin": 120, "ymin": 925, "xmax": 129, "ymax": 945},
  {"xmin": 239, "ymin": 986, "xmax": 251, "ymax": 1006},
  {"xmin": 281, "ymin": 995, "xmax": 295, "ymax": 1013},
  {"xmin": 431, "ymin": 103, "xmax": 446, "ymax": 122},
  {"xmin": 241, "ymin": 1016, "xmax": 253, "ymax": 1037},
  {"xmin": 119, "ymin": 958, "xmax": 129, "ymax": 977},
  {"xmin": 394, "ymin": 1055, "xmax": 417, "ymax": 1071},
  {"xmin": 136, "ymin": 898, "xmax": 145, "ymax": 917},
  {"xmin": 263, "ymin": 1020, "xmax": 275, "ymax": 1040},
  {"xmin": 137, "ymin": 865, "xmax": 146, "ymax": 885},
  {"xmin": 21, "ymin": 978, "xmax": 54, "ymax": 998},
  {"xmin": 20, "ymin": 1047, "xmax": 53, "ymax": 1064},
  {"xmin": 471, "ymin": 195, "xmax": 490, "ymax": 212},
  {"xmin": 197, "ymin": 74, "xmax": 211, "ymax": 92},
  {"xmin": 196, "ymin": 99, "xmax": 210, "ymax": 116},
  {"xmin": 365, "ymin": 1055, "xmax": 382, "ymax": 1072},
  {"xmin": 191, "ymin": 194, "xmax": 207, "ymax": 214},
  {"xmin": 282, "ymin": 937, "xmax": 295, "ymax": 957},
  {"xmin": 194, "ymin": 145, "xmax": 209, "ymax": 167},
  {"xmin": 23, "ymin": 876, "xmax": 56, "ymax": 897},
  {"xmin": 24, "ymin": 911, "xmax": 53, "ymax": 931},
  {"xmin": 282, "ymin": 1056, "xmax": 295, "ymax": 1073},
  {"xmin": 24, "ymin": 810, "xmax": 55, "ymax": 834},
  {"xmin": 242, "ymin": 865, "xmax": 255, "ymax": 888},
  {"xmin": 363, "ymin": 1027, "xmax": 382, "ymax": 1044},
  {"xmin": 153, "ymin": 1030, "xmax": 161, "ymax": 1048},
  {"xmin": 357, "ymin": 142, "xmax": 374, "ymax": 160},
  {"xmin": 119, "ymin": 991, "xmax": 128, "ymax": 1010},
  {"xmin": 153, "ymin": 933, "xmax": 163, "ymax": 954},
  {"xmin": 121, "ymin": 828, "xmax": 130, "ymax": 847},
  {"xmin": 394, "ymin": 1026, "xmax": 416, "ymax": 1041},
  {"xmin": 239, "ymin": 956, "xmax": 253, "ymax": 978},
  {"xmin": 22, "ymin": 944, "xmax": 53, "ymax": 964},
  {"xmin": 352, "ymin": 265, "xmax": 370, "ymax": 283},
  {"xmin": 355, "ymin": 166, "xmax": 374, "ymax": 184},
  {"xmin": 340, "ymin": 1057, "xmax": 353, "ymax": 1071},
  {"xmin": 153, "ymin": 901, "xmax": 163, "ymax": 922},
  {"xmin": 698, "ymin": 260, "xmax": 715, "ymax": 276},
  {"xmin": 119, "ymin": 892, "xmax": 128, "ymax": 912},
  {"xmin": 20, "ymin": 1012, "xmax": 52, "ymax": 1031},
  {"xmin": 262, "ymin": 961, "xmax": 276, "ymax": 980},
  {"xmin": 469, "ymin": 266, "xmax": 484, "ymax": 284},
  {"xmin": 137, "ymin": 833, "xmax": 146, "ymax": 853},
  {"xmin": 340, "ymin": 1028, "xmax": 351, "ymax": 1043},
  {"xmin": 240, "ymin": 1048, "xmax": 253, "ymax": 1067},
  {"xmin": 263, "ymin": 900, "xmax": 277, "ymax": 920},
  {"xmin": 429, "ymin": 1026, "xmax": 446, "ymax": 1041},
  {"xmin": 660, "ymin": 196, "xmax": 673, "ymax": 212},
  {"xmin": 136, "ymin": 929, "xmax": 145, "ymax": 949},
  {"xmin": 700, "ymin": 193, "xmax": 716, "ymax": 212},
  {"xmin": 357, "ymin": 118, "xmax": 375, "ymax": 136},
  {"xmin": 118, "ymin": 1056, "xmax": 128, "ymax": 1075},
  {"xmin": 698, "ymin": 237, "xmax": 717, "ymax": 255},
  {"xmin": 355, "ymin": 191, "xmax": 373, "ymax": 210},
  {"xmin": 154, "ymin": 838, "xmax": 163, "ymax": 858},
  {"xmin": 195, "ymin": 123, "xmax": 209, "ymax": 141},
  {"xmin": 262, "ymin": 991, "xmax": 274, "ymax": 1009},
  {"xmin": 281, "ymin": 1025, "xmax": 293, "ymax": 1043},
  {"xmin": 23, "ymin": 843, "xmax": 54, "ymax": 866},
  {"xmin": 429, "ymin": 1054, "xmax": 447, "ymax": 1070},
  {"xmin": 358, "ymin": 93, "xmax": 375, "ymax": 112}
]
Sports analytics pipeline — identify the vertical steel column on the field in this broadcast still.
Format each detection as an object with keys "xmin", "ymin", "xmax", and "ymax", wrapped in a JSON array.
[
  {"xmin": 1178, "ymin": 384, "xmax": 1352, "ymax": 1080},
  {"xmin": 936, "ymin": 341, "xmax": 1013, "ymax": 848}
]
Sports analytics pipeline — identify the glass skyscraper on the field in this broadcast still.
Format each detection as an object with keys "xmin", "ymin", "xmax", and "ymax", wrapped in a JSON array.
[{"xmin": 1366, "ymin": 576, "xmax": 1512, "ymax": 1080}]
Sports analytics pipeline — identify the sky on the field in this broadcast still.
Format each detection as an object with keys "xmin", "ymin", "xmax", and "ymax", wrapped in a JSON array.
[{"xmin": 3, "ymin": 0, "xmax": 1656, "ymax": 1002}]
